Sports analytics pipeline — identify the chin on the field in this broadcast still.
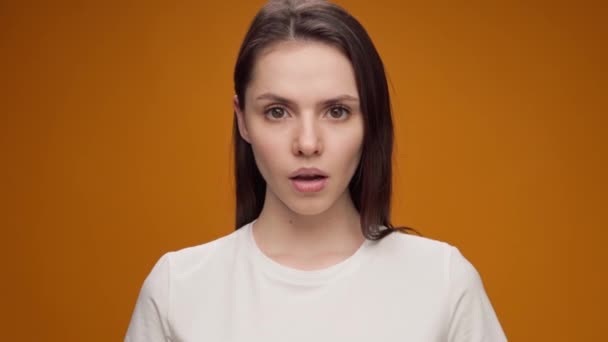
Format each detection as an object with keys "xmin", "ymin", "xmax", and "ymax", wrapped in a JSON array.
[{"xmin": 284, "ymin": 197, "xmax": 335, "ymax": 217}]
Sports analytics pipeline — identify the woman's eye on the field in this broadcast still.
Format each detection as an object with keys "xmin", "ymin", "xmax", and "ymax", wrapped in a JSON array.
[
  {"xmin": 328, "ymin": 106, "xmax": 350, "ymax": 119},
  {"xmin": 265, "ymin": 106, "xmax": 287, "ymax": 120}
]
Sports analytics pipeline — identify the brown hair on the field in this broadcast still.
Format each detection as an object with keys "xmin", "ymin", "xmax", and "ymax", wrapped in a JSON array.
[{"xmin": 232, "ymin": 0, "xmax": 416, "ymax": 239}]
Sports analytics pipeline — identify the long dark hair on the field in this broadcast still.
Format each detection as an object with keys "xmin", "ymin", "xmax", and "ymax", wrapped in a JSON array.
[{"xmin": 232, "ymin": 0, "xmax": 416, "ymax": 240}]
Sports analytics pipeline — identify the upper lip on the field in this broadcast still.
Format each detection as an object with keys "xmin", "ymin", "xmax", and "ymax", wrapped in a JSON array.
[{"xmin": 289, "ymin": 167, "xmax": 329, "ymax": 179}]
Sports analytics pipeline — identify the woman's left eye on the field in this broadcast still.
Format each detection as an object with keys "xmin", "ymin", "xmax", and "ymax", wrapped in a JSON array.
[{"xmin": 327, "ymin": 106, "xmax": 350, "ymax": 119}]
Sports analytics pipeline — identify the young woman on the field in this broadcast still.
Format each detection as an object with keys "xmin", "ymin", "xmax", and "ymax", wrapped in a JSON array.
[{"xmin": 126, "ymin": 1, "xmax": 507, "ymax": 341}]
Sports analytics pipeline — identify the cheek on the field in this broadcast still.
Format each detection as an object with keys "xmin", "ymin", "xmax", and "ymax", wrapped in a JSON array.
[
  {"xmin": 340, "ymin": 139, "xmax": 364, "ymax": 174},
  {"xmin": 333, "ymin": 123, "xmax": 364, "ymax": 169},
  {"xmin": 249, "ymin": 130, "xmax": 287, "ymax": 177}
]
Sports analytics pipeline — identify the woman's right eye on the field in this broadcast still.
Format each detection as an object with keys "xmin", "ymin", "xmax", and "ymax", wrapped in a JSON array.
[{"xmin": 265, "ymin": 106, "xmax": 287, "ymax": 120}]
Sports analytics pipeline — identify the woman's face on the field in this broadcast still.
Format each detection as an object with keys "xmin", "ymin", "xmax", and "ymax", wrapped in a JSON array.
[{"xmin": 234, "ymin": 40, "xmax": 364, "ymax": 216}]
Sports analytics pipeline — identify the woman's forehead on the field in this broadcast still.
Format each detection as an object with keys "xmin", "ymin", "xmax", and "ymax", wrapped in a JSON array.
[{"xmin": 247, "ymin": 40, "xmax": 358, "ymax": 103}]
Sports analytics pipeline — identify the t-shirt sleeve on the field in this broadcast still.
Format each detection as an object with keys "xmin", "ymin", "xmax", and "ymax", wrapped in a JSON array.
[
  {"xmin": 125, "ymin": 252, "xmax": 172, "ymax": 342},
  {"xmin": 447, "ymin": 246, "xmax": 507, "ymax": 342}
]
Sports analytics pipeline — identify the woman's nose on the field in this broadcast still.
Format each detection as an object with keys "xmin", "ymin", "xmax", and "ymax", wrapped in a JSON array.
[{"xmin": 292, "ymin": 118, "xmax": 323, "ymax": 157}]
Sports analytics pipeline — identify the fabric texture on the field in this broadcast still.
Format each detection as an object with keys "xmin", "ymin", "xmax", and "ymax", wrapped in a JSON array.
[{"xmin": 125, "ymin": 220, "xmax": 507, "ymax": 341}]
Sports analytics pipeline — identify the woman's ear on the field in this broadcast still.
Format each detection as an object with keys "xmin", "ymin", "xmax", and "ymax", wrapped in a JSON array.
[{"xmin": 233, "ymin": 95, "xmax": 251, "ymax": 143}]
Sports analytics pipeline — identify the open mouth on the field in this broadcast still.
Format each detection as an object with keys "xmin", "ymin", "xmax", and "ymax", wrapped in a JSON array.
[
  {"xmin": 289, "ymin": 174, "xmax": 328, "ymax": 193},
  {"xmin": 290, "ymin": 175, "xmax": 327, "ymax": 181}
]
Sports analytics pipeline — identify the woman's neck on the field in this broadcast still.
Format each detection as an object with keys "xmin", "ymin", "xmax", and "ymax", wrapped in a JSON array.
[{"xmin": 252, "ymin": 189, "xmax": 364, "ymax": 259}]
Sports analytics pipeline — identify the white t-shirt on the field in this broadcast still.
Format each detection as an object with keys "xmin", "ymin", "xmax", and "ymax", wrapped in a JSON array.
[{"xmin": 125, "ymin": 220, "xmax": 507, "ymax": 341}]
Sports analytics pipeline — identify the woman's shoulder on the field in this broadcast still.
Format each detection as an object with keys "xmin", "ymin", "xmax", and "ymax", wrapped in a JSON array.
[
  {"xmin": 375, "ymin": 230, "xmax": 479, "ymax": 282},
  {"xmin": 377, "ymin": 231, "xmax": 506, "ymax": 340},
  {"xmin": 378, "ymin": 229, "xmax": 455, "ymax": 259},
  {"xmin": 160, "ymin": 227, "xmax": 246, "ymax": 274}
]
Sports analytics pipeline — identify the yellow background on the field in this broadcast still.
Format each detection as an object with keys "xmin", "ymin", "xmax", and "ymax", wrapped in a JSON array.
[{"xmin": 1, "ymin": 1, "xmax": 606, "ymax": 340}]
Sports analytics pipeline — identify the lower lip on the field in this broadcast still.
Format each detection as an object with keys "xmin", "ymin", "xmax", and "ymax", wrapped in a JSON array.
[{"xmin": 290, "ymin": 177, "xmax": 328, "ymax": 193}]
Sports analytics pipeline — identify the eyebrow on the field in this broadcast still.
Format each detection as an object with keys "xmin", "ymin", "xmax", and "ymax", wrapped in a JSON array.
[{"xmin": 255, "ymin": 93, "xmax": 359, "ymax": 107}]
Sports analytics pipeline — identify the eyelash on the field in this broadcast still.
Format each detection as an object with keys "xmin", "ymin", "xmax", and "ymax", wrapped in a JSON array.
[{"xmin": 264, "ymin": 105, "xmax": 351, "ymax": 120}]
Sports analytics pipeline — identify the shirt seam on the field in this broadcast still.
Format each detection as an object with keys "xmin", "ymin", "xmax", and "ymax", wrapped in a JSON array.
[
  {"xmin": 446, "ymin": 245, "xmax": 457, "ymax": 340},
  {"xmin": 166, "ymin": 251, "xmax": 174, "ymax": 341}
]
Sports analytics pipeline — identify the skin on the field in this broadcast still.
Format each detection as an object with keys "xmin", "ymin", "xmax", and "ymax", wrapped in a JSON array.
[{"xmin": 233, "ymin": 40, "xmax": 366, "ymax": 270}]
